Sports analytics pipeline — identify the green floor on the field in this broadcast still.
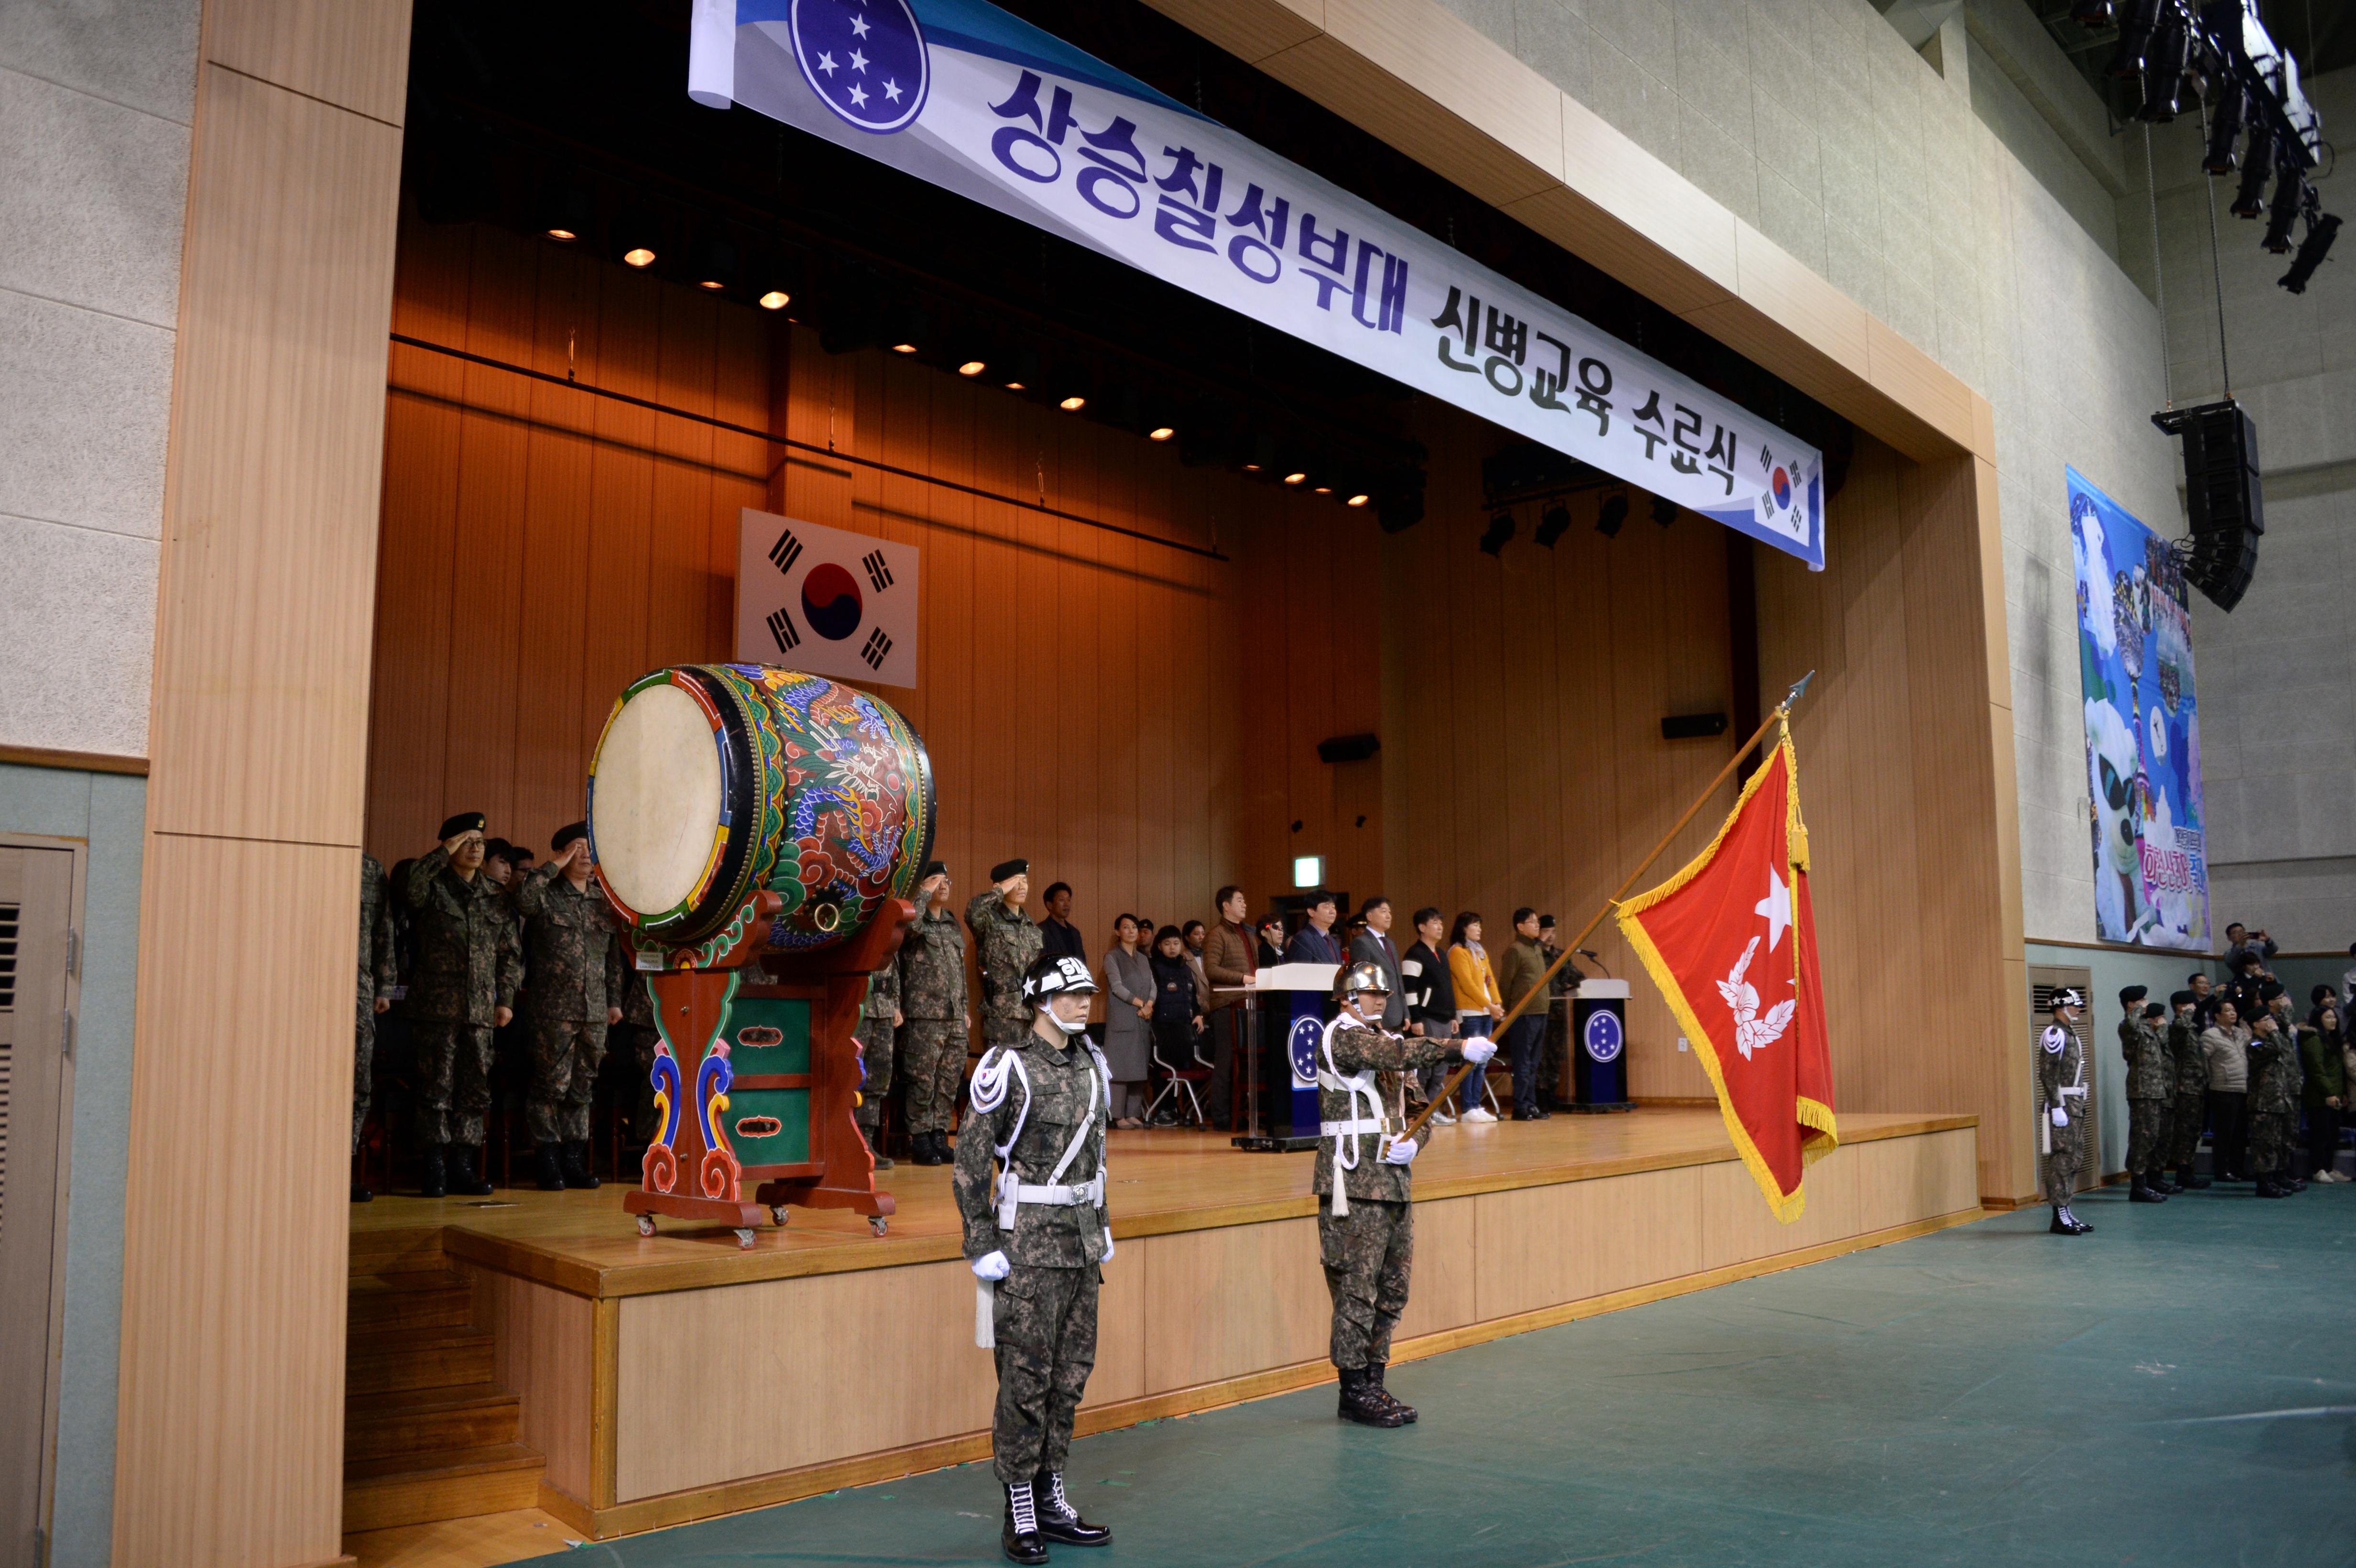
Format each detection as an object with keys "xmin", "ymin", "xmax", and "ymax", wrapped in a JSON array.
[{"xmin": 526, "ymin": 1185, "xmax": 2356, "ymax": 1567}]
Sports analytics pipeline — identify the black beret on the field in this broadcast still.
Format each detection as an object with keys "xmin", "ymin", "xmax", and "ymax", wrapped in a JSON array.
[
  {"xmin": 2170, "ymin": 990, "xmax": 2195, "ymax": 1006},
  {"xmin": 482, "ymin": 838, "xmax": 513, "ymax": 861},
  {"xmin": 2259, "ymin": 979, "xmax": 2286, "ymax": 1000},
  {"xmin": 2119, "ymin": 984, "xmax": 2148, "ymax": 1004},
  {"xmin": 920, "ymin": 860, "xmax": 947, "ymax": 881},
  {"xmin": 990, "ymin": 858, "xmax": 1028, "ymax": 882},
  {"xmin": 438, "ymin": 812, "xmax": 485, "ymax": 840},
  {"xmin": 2313, "ymin": 984, "xmax": 2336, "ymax": 1005},
  {"xmin": 1538, "ymin": 914, "xmax": 1557, "ymax": 929},
  {"xmin": 552, "ymin": 821, "xmax": 588, "ymax": 853},
  {"xmin": 2142, "ymin": 1002, "xmax": 2166, "ymax": 1019}
]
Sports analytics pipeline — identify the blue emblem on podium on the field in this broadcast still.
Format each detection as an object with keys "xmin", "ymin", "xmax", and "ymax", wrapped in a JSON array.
[
  {"xmin": 1287, "ymin": 1015, "xmax": 1322, "ymax": 1089},
  {"xmin": 1582, "ymin": 1008, "xmax": 1624, "ymax": 1064},
  {"xmin": 790, "ymin": 0, "xmax": 929, "ymax": 134}
]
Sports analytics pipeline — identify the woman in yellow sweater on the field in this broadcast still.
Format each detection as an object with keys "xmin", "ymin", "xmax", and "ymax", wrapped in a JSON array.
[{"xmin": 1447, "ymin": 913, "xmax": 1505, "ymax": 1122}]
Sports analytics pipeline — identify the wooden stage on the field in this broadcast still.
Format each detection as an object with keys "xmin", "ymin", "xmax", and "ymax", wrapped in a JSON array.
[{"xmin": 349, "ymin": 1108, "xmax": 1980, "ymax": 1541}]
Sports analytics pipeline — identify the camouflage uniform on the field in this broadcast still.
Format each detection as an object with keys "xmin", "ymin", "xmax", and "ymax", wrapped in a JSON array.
[
  {"xmin": 1313, "ymin": 1017, "xmax": 1452, "ymax": 1371},
  {"xmin": 2245, "ymin": 1026, "xmax": 2301, "ymax": 1178},
  {"xmin": 2165, "ymin": 1012, "xmax": 2209, "ymax": 1173},
  {"xmin": 614, "ymin": 958, "xmax": 660, "ymax": 1143},
  {"xmin": 513, "ymin": 864, "xmax": 627, "ymax": 1145},
  {"xmin": 354, "ymin": 854, "xmax": 399, "ymax": 1153},
  {"xmin": 953, "ymin": 1028, "xmax": 1111, "ymax": 1484},
  {"xmin": 853, "ymin": 959, "xmax": 899, "ymax": 1131},
  {"xmin": 967, "ymin": 890, "xmax": 1043, "ymax": 1053},
  {"xmin": 898, "ymin": 903, "xmax": 971, "ymax": 1136},
  {"xmin": 402, "ymin": 847, "xmax": 524, "ymax": 1148},
  {"xmin": 2121, "ymin": 1014, "xmax": 2172, "ymax": 1176},
  {"xmin": 2034, "ymin": 1023, "xmax": 2089, "ymax": 1203}
]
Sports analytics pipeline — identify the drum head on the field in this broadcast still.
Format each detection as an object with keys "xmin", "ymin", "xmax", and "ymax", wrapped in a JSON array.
[{"xmin": 593, "ymin": 680, "xmax": 724, "ymax": 919}]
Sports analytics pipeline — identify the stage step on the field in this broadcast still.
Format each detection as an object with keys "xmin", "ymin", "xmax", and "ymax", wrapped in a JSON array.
[
  {"xmin": 349, "ymin": 1225, "xmax": 445, "ymax": 1279},
  {"xmin": 348, "ymin": 1268, "xmax": 473, "ymax": 1333},
  {"xmin": 346, "ymin": 1323, "xmax": 497, "ymax": 1396},
  {"xmin": 340, "ymin": 1442, "xmax": 546, "ymax": 1533},
  {"xmin": 344, "ymin": 1381, "xmax": 523, "ymax": 1461}
]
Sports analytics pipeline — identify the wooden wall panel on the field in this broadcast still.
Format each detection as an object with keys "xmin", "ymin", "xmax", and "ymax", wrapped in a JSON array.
[{"xmin": 476, "ymin": 1270, "xmax": 595, "ymax": 1504}]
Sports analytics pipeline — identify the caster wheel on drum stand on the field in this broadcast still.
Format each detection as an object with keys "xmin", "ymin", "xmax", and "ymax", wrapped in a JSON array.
[
  {"xmin": 636, "ymin": 1214, "xmax": 657, "ymax": 1237},
  {"xmin": 734, "ymin": 1228, "xmax": 757, "ymax": 1250},
  {"xmin": 869, "ymin": 1215, "xmax": 889, "ymax": 1237},
  {"xmin": 771, "ymin": 1206, "xmax": 791, "ymax": 1227}
]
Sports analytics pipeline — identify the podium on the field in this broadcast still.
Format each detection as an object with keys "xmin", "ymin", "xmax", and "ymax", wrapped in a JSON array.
[
  {"xmin": 1569, "ymin": 979, "xmax": 1636, "ymax": 1112},
  {"xmin": 1224, "ymin": 962, "xmax": 1337, "ymax": 1153}
]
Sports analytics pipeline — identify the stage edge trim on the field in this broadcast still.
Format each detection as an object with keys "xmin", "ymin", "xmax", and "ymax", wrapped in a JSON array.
[{"xmin": 526, "ymin": 1203, "xmax": 1990, "ymax": 1541}]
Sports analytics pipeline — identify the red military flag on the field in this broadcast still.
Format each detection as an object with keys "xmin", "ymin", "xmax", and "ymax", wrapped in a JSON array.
[{"xmin": 1617, "ymin": 731, "xmax": 1836, "ymax": 1220}]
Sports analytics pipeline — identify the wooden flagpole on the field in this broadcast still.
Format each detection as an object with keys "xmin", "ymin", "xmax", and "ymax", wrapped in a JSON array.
[{"xmin": 1394, "ymin": 671, "xmax": 1816, "ymax": 1142}]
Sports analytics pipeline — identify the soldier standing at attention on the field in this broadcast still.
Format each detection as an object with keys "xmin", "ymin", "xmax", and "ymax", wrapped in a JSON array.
[
  {"xmin": 955, "ymin": 955, "xmax": 1117, "ymax": 1565},
  {"xmin": 352, "ymin": 852, "xmax": 399, "ymax": 1203},
  {"xmin": 969, "ymin": 859, "xmax": 1043, "ymax": 1056},
  {"xmin": 897, "ymin": 862, "xmax": 971, "ymax": 1166},
  {"xmin": 2036, "ymin": 989, "xmax": 2093, "ymax": 1235},
  {"xmin": 2117, "ymin": 985, "xmax": 2170, "ymax": 1203},
  {"xmin": 854, "ymin": 943, "xmax": 902, "ymax": 1171},
  {"xmin": 513, "ymin": 824, "xmax": 626, "ymax": 1192},
  {"xmin": 1316, "ymin": 961, "xmax": 1495, "ymax": 1426},
  {"xmin": 2163, "ymin": 990, "xmax": 2212, "ymax": 1189},
  {"xmin": 403, "ymin": 814, "xmax": 523, "ymax": 1198}
]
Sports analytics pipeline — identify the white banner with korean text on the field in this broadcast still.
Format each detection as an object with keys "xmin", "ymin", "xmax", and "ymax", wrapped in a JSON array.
[{"xmin": 690, "ymin": 0, "xmax": 1826, "ymax": 567}]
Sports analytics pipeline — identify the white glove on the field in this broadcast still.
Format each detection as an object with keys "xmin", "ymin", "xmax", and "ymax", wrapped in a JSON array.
[
  {"xmin": 1102, "ymin": 1228, "xmax": 1116, "ymax": 1262},
  {"xmin": 1384, "ymin": 1137, "xmax": 1419, "ymax": 1165},
  {"xmin": 1460, "ymin": 1035, "xmax": 1497, "ymax": 1065},
  {"xmin": 972, "ymin": 1250, "xmax": 1011, "ymax": 1281},
  {"xmin": 2051, "ymin": 1108, "xmax": 2069, "ymax": 1128}
]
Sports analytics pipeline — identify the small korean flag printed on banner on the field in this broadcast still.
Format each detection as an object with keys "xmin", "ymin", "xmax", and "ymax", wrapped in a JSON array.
[{"xmin": 735, "ymin": 508, "xmax": 920, "ymax": 687}]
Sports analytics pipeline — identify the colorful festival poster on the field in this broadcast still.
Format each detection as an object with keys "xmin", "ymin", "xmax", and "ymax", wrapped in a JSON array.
[{"xmin": 2068, "ymin": 467, "xmax": 2208, "ymax": 949}]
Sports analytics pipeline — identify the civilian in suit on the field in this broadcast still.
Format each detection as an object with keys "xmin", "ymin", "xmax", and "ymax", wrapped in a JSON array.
[
  {"xmin": 1202, "ymin": 887, "xmax": 1257, "ymax": 1127},
  {"xmin": 1347, "ymin": 897, "xmax": 1408, "ymax": 1033}
]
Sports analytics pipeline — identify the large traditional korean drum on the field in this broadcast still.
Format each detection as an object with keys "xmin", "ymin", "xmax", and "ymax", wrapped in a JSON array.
[{"xmin": 587, "ymin": 664, "xmax": 934, "ymax": 954}]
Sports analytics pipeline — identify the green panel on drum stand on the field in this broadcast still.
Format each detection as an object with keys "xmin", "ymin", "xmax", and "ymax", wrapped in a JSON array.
[
  {"xmin": 721, "ymin": 996, "xmax": 810, "ymax": 1075},
  {"xmin": 723, "ymin": 1087, "xmax": 811, "ymax": 1165}
]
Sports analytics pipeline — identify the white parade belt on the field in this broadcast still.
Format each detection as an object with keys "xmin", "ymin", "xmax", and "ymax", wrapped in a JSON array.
[
  {"xmin": 1005, "ymin": 1172, "xmax": 1105, "ymax": 1210},
  {"xmin": 1320, "ymin": 1118, "xmax": 1387, "ymax": 1139}
]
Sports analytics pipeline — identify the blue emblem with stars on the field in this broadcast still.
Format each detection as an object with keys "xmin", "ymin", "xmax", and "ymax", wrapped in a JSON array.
[
  {"xmin": 790, "ymin": 0, "xmax": 928, "ymax": 135},
  {"xmin": 1583, "ymin": 1009, "xmax": 1624, "ymax": 1064}
]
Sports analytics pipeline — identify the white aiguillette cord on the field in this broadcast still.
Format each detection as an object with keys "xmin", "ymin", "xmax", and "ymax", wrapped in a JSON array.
[{"xmin": 976, "ymin": 1058, "xmax": 1101, "ymax": 1349}]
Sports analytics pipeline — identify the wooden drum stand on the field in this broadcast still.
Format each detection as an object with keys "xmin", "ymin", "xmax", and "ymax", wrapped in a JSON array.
[{"xmin": 622, "ymin": 893, "xmax": 915, "ymax": 1247}]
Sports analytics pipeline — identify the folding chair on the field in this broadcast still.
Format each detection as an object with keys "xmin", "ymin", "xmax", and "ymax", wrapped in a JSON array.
[{"xmin": 1144, "ymin": 1032, "xmax": 1214, "ymax": 1128}]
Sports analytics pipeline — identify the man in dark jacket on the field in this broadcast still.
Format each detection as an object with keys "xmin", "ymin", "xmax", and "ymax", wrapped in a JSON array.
[
  {"xmin": 1346, "ymin": 897, "xmax": 1408, "ymax": 1032},
  {"xmin": 1495, "ymin": 908, "xmax": 1550, "ymax": 1121},
  {"xmin": 1399, "ymin": 907, "xmax": 1457, "ymax": 1122},
  {"xmin": 1286, "ymin": 892, "xmax": 1343, "ymax": 966}
]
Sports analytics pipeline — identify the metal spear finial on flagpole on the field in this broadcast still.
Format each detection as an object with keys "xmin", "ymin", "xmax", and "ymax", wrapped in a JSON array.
[{"xmin": 1393, "ymin": 671, "xmax": 1820, "ymax": 1144}]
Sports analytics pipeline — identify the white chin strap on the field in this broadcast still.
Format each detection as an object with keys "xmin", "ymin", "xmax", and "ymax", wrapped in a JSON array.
[{"xmin": 1040, "ymin": 1003, "xmax": 1090, "ymax": 1035}]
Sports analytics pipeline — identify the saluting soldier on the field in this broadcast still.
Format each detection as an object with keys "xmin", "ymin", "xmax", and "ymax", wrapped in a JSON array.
[
  {"xmin": 2163, "ymin": 990, "xmax": 2212, "ymax": 1188},
  {"xmin": 1315, "ymin": 960, "xmax": 1496, "ymax": 1426},
  {"xmin": 2036, "ymin": 989, "xmax": 2093, "ymax": 1235},
  {"xmin": 2245, "ymin": 995, "xmax": 2303, "ymax": 1198},
  {"xmin": 968, "ymin": 859, "xmax": 1044, "ymax": 1055},
  {"xmin": 898, "ymin": 861, "xmax": 971, "ymax": 1166},
  {"xmin": 403, "ymin": 814, "xmax": 524, "ymax": 1198},
  {"xmin": 955, "ymin": 955, "xmax": 1116, "ymax": 1565},
  {"xmin": 352, "ymin": 852, "xmax": 399, "ymax": 1203},
  {"xmin": 513, "ymin": 823, "xmax": 627, "ymax": 1192},
  {"xmin": 2118, "ymin": 985, "xmax": 2170, "ymax": 1203},
  {"xmin": 854, "ymin": 947, "xmax": 902, "ymax": 1171}
]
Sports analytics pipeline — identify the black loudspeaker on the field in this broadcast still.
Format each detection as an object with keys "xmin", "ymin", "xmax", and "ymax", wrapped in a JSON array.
[
  {"xmin": 1315, "ymin": 733, "xmax": 1380, "ymax": 764},
  {"xmin": 2152, "ymin": 400, "xmax": 2263, "ymax": 612}
]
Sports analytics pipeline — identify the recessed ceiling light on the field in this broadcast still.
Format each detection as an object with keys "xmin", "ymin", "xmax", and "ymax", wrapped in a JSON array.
[
  {"xmin": 1148, "ymin": 426, "xmax": 1175, "ymax": 441},
  {"xmin": 959, "ymin": 360, "xmax": 987, "ymax": 376},
  {"xmin": 698, "ymin": 278, "xmax": 726, "ymax": 291},
  {"xmin": 546, "ymin": 227, "xmax": 578, "ymax": 242},
  {"xmin": 1005, "ymin": 380, "xmax": 1025, "ymax": 391},
  {"xmin": 623, "ymin": 247, "xmax": 656, "ymax": 268},
  {"xmin": 1345, "ymin": 493, "xmax": 1370, "ymax": 507},
  {"xmin": 1059, "ymin": 395, "xmax": 1087, "ymax": 412},
  {"xmin": 1313, "ymin": 486, "xmax": 1331, "ymax": 494},
  {"xmin": 891, "ymin": 342, "xmax": 918, "ymax": 354},
  {"xmin": 1243, "ymin": 463, "xmax": 1262, "ymax": 472},
  {"xmin": 1283, "ymin": 472, "xmax": 1307, "ymax": 485},
  {"xmin": 759, "ymin": 290, "xmax": 790, "ymax": 310}
]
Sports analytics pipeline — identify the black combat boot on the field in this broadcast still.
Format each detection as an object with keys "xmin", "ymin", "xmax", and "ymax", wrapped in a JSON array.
[
  {"xmin": 1365, "ymin": 1361, "xmax": 1418, "ymax": 1423},
  {"xmin": 1336, "ymin": 1365, "xmax": 1408, "ymax": 1427},
  {"xmin": 535, "ymin": 1143, "xmax": 568, "ymax": 1192},
  {"xmin": 930, "ymin": 1131, "xmax": 953, "ymax": 1165},
  {"xmin": 2152, "ymin": 1170, "xmax": 2184, "ymax": 1195},
  {"xmin": 2255, "ymin": 1174, "xmax": 2288, "ymax": 1198},
  {"xmin": 450, "ymin": 1143, "xmax": 495, "ymax": 1197},
  {"xmin": 419, "ymin": 1143, "xmax": 448, "ymax": 1199},
  {"xmin": 562, "ymin": 1142, "xmax": 600, "ymax": 1189},
  {"xmin": 1001, "ymin": 1480, "xmax": 1049, "ymax": 1565},
  {"xmin": 351, "ymin": 1181, "xmax": 373, "ymax": 1203},
  {"xmin": 2049, "ymin": 1205, "xmax": 2092, "ymax": 1235},
  {"xmin": 859, "ymin": 1121, "xmax": 894, "ymax": 1170},
  {"xmin": 2174, "ymin": 1165, "xmax": 2212, "ymax": 1189},
  {"xmin": 1033, "ymin": 1472, "xmax": 1112, "ymax": 1546},
  {"xmin": 2129, "ymin": 1176, "xmax": 2166, "ymax": 1203}
]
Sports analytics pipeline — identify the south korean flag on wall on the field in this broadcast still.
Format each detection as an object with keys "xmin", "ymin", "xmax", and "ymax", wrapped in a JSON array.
[{"xmin": 734, "ymin": 508, "xmax": 920, "ymax": 688}]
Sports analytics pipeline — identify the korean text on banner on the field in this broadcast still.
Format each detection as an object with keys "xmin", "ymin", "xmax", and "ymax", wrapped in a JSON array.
[
  {"xmin": 695, "ymin": 0, "xmax": 1829, "ymax": 568},
  {"xmin": 736, "ymin": 509, "xmax": 921, "ymax": 687}
]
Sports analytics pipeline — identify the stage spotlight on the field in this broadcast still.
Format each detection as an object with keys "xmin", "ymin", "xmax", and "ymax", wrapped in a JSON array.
[
  {"xmin": 1148, "ymin": 426, "xmax": 1175, "ymax": 441},
  {"xmin": 1534, "ymin": 503, "xmax": 1571, "ymax": 548},
  {"xmin": 2281, "ymin": 212, "xmax": 2340, "ymax": 294},
  {"xmin": 1345, "ymin": 493, "xmax": 1369, "ymax": 508},
  {"xmin": 759, "ymin": 290, "xmax": 791, "ymax": 310},
  {"xmin": 693, "ymin": 233, "xmax": 738, "ymax": 291},
  {"xmin": 1650, "ymin": 495, "xmax": 1678, "ymax": 526},
  {"xmin": 2204, "ymin": 88, "xmax": 2248, "ymax": 174},
  {"xmin": 1059, "ymin": 395, "xmax": 1086, "ymax": 412},
  {"xmin": 958, "ymin": 359, "xmax": 986, "ymax": 376},
  {"xmin": 538, "ymin": 176, "xmax": 593, "ymax": 242},
  {"xmin": 1595, "ymin": 493, "xmax": 1629, "ymax": 538},
  {"xmin": 1478, "ymin": 511, "xmax": 1516, "ymax": 555},
  {"xmin": 2105, "ymin": 0, "xmax": 2160, "ymax": 78},
  {"xmin": 2263, "ymin": 172, "xmax": 2304, "ymax": 254},
  {"xmin": 2136, "ymin": 17, "xmax": 2189, "ymax": 121},
  {"xmin": 2232, "ymin": 137, "xmax": 2275, "ymax": 218}
]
